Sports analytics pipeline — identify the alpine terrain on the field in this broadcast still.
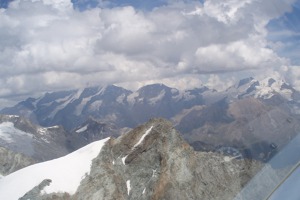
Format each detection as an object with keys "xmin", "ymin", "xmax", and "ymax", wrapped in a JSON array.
[
  {"xmin": 0, "ymin": 115, "xmax": 70, "ymax": 176},
  {"xmin": 2, "ymin": 77, "xmax": 300, "ymax": 163},
  {"xmin": 0, "ymin": 118, "xmax": 262, "ymax": 200}
]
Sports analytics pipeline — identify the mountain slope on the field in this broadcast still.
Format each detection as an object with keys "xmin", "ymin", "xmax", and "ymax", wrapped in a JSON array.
[
  {"xmin": 0, "ymin": 115, "xmax": 70, "ymax": 162},
  {"xmin": 67, "ymin": 118, "xmax": 126, "ymax": 150},
  {"xmin": 0, "ymin": 118, "xmax": 262, "ymax": 200},
  {"xmin": 177, "ymin": 97, "xmax": 300, "ymax": 161},
  {"xmin": 0, "ymin": 147, "xmax": 35, "ymax": 176},
  {"xmin": 0, "ymin": 138, "xmax": 110, "ymax": 200}
]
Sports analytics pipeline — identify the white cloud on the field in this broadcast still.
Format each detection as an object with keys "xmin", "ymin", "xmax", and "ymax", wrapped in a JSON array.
[
  {"xmin": 193, "ymin": 38, "xmax": 284, "ymax": 72},
  {"xmin": 117, "ymin": 74, "xmax": 205, "ymax": 91},
  {"xmin": 0, "ymin": 0, "xmax": 298, "ymax": 105},
  {"xmin": 285, "ymin": 66, "xmax": 300, "ymax": 91},
  {"xmin": 206, "ymin": 74, "xmax": 236, "ymax": 91}
]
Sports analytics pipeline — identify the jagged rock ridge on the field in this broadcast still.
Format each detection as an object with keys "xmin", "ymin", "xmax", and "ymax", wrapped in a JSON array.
[{"xmin": 59, "ymin": 119, "xmax": 262, "ymax": 199}]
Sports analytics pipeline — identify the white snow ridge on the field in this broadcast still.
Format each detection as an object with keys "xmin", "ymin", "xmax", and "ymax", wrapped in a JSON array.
[
  {"xmin": 0, "ymin": 137, "xmax": 110, "ymax": 200},
  {"xmin": 75, "ymin": 125, "xmax": 88, "ymax": 133},
  {"xmin": 122, "ymin": 155, "xmax": 128, "ymax": 165},
  {"xmin": 126, "ymin": 180, "xmax": 131, "ymax": 195},
  {"xmin": 133, "ymin": 126, "xmax": 153, "ymax": 148}
]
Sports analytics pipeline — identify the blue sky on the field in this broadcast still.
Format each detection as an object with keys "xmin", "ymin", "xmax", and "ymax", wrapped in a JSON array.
[
  {"xmin": 0, "ymin": 0, "xmax": 299, "ymax": 106},
  {"xmin": 72, "ymin": 0, "xmax": 169, "ymax": 11},
  {"xmin": 267, "ymin": 1, "xmax": 300, "ymax": 64}
]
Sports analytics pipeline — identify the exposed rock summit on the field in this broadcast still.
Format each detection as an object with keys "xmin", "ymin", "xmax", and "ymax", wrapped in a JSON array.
[{"xmin": 65, "ymin": 118, "xmax": 259, "ymax": 200}]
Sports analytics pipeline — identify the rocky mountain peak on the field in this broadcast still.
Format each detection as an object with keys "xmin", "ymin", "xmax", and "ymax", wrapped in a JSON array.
[
  {"xmin": 135, "ymin": 83, "xmax": 172, "ymax": 99},
  {"xmin": 112, "ymin": 118, "xmax": 191, "ymax": 165},
  {"xmin": 236, "ymin": 77, "xmax": 255, "ymax": 88},
  {"xmin": 0, "ymin": 118, "xmax": 263, "ymax": 199},
  {"xmin": 72, "ymin": 118, "xmax": 260, "ymax": 200},
  {"xmin": 268, "ymin": 78, "xmax": 276, "ymax": 87}
]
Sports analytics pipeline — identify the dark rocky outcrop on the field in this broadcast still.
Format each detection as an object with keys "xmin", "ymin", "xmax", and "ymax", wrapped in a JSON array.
[{"xmin": 19, "ymin": 179, "xmax": 52, "ymax": 200}]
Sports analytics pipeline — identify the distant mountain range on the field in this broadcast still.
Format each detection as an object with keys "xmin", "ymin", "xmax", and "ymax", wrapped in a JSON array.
[
  {"xmin": 1, "ymin": 77, "xmax": 300, "ymax": 162},
  {"xmin": 0, "ymin": 83, "xmax": 209, "ymax": 130}
]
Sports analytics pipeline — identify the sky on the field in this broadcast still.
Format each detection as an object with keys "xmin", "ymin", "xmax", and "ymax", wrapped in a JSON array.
[{"xmin": 0, "ymin": 0, "xmax": 299, "ymax": 107}]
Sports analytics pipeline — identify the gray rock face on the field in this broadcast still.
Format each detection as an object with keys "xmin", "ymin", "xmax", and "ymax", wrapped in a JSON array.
[
  {"xmin": 0, "ymin": 147, "xmax": 35, "ymax": 176},
  {"xmin": 71, "ymin": 118, "xmax": 260, "ymax": 200},
  {"xmin": 67, "ymin": 118, "xmax": 124, "ymax": 151},
  {"xmin": 19, "ymin": 179, "xmax": 52, "ymax": 200},
  {"xmin": 0, "ymin": 115, "xmax": 70, "ymax": 163}
]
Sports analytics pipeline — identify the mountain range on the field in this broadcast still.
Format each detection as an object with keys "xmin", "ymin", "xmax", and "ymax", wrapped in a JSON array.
[
  {"xmin": 1, "ymin": 77, "xmax": 300, "ymax": 162},
  {"xmin": 0, "ymin": 77, "xmax": 299, "ymax": 199}
]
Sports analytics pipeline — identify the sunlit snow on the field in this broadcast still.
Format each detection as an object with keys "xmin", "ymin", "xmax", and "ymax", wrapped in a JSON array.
[
  {"xmin": 75, "ymin": 97, "xmax": 91, "ymax": 116},
  {"xmin": 76, "ymin": 125, "xmax": 88, "ymax": 133},
  {"xmin": 0, "ymin": 122, "xmax": 32, "ymax": 143},
  {"xmin": 0, "ymin": 137, "xmax": 110, "ymax": 199},
  {"xmin": 89, "ymin": 100, "xmax": 103, "ymax": 111},
  {"xmin": 223, "ymin": 155, "xmax": 240, "ymax": 162},
  {"xmin": 122, "ymin": 155, "xmax": 128, "ymax": 165},
  {"xmin": 255, "ymin": 78, "xmax": 293, "ymax": 100},
  {"xmin": 126, "ymin": 180, "xmax": 131, "ymax": 195},
  {"xmin": 148, "ymin": 90, "xmax": 165, "ymax": 105},
  {"xmin": 133, "ymin": 126, "xmax": 153, "ymax": 148}
]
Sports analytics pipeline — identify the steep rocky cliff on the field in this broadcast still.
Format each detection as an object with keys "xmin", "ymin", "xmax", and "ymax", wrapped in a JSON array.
[{"xmin": 0, "ymin": 147, "xmax": 34, "ymax": 176}]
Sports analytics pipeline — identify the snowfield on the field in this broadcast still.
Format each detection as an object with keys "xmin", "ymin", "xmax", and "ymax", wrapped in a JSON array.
[
  {"xmin": 0, "ymin": 122, "xmax": 33, "ymax": 143},
  {"xmin": 0, "ymin": 137, "xmax": 110, "ymax": 199}
]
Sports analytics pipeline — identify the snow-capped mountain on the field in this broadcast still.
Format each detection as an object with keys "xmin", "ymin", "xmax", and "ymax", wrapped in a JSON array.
[
  {"xmin": 0, "ymin": 119, "xmax": 261, "ymax": 200},
  {"xmin": 1, "ymin": 85, "xmax": 133, "ymax": 130},
  {"xmin": 226, "ymin": 77, "xmax": 300, "ymax": 103},
  {"xmin": 1, "ymin": 78, "xmax": 300, "ymax": 163},
  {"xmin": 0, "ymin": 115, "xmax": 70, "ymax": 162},
  {"xmin": 1, "ymin": 84, "xmax": 210, "ymax": 131},
  {"xmin": 175, "ymin": 76, "xmax": 300, "ymax": 161}
]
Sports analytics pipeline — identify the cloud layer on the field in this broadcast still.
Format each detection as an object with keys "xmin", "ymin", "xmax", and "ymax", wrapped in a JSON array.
[{"xmin": 0, "ymin": 0, "xmax": 298, "ymax": 105}]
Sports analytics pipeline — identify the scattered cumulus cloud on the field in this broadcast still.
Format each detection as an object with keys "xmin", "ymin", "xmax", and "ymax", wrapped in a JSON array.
[{"xmin": 0, "ymin": 0, "xmax": 299, "ymax": 106}]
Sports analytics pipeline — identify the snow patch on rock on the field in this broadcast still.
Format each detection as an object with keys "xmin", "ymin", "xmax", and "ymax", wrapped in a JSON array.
[
  {"xmin": 126, "ymin": 180, "xmax": 131, "ymax": 195},
  {"xmin": 76, "ymin": 125, "xmax": 88, "ymax": 133},
  {"xmin": 133, "ymin": 126, "xmax": 153, "ymax": 148}
]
